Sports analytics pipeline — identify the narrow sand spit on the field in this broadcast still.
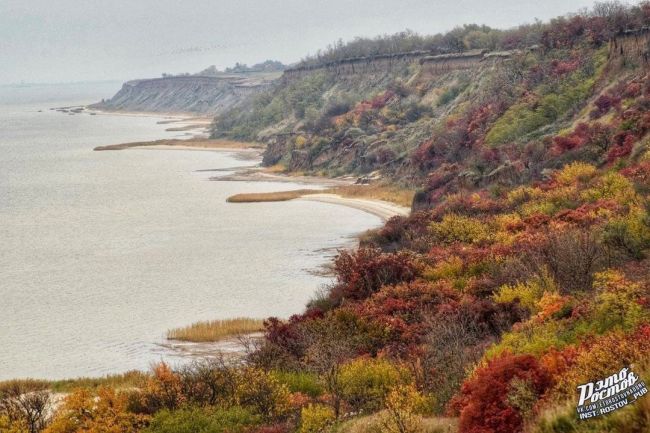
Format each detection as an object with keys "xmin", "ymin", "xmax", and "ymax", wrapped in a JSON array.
[{"xmin": 298, "ymin": 193, "xmax": 410, "ymax": 221}]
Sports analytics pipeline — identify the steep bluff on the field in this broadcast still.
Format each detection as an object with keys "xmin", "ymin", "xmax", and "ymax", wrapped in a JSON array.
[
  {"xmin": 608, "ymin": 27, "xmax": 650, "ymax": 66},
  {"xmin": 92, "ymin": 75, "xmax": 275, "ymax": 115},
  {"xmin": 281, "ymin": 49, "xmax": 517, "ymax": 81}
]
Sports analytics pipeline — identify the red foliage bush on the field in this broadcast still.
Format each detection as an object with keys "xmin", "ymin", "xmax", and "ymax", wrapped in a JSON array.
[
  {"xmin": 551, "ymin": 59, "xmax": 580, "ymax": 76},
  {"xmin": 353, "ymin": 280, "xmax": 459, "ymax": 346},
  {"xmin": 263, "ymin": 314, "xmax": 318, "ymax": 359},
  {"xmin": 621, "ymin": 161, "xmax": 650, "ymax": 186},
  {"xmin": 370, "ymin": 90, "xmax": 396, "ymax": 109},
  {"xmin": 607, "ymin": 131, "xmax": 636, "ymax": 162},
  {"xmin": 450, "ymin": 353, "xmax": 552, "ymax": 433},
  {"xmin": 551, "ymin": 122, "xmax": 613, "ymax": 155},
  {"xmin": 591, "ymin": 94, "xmax": 621, "ymax": 118},
  {"xmin": 332, "ymin": 248, "xmax": 420, "ymax": 301}
]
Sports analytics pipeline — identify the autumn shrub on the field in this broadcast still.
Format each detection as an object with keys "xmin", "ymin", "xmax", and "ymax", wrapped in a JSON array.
[
  {"xmin": 234, "ymin": 368, "xmax": 291, "ymax": 421},
  {"xmin": 429, "ymin": 214, "xmax": 491, "ymax": 245},
  {"xmin": 332, "ymin": 248, "xmax": 419, "ymax": 301},
  {"xmin": 602, "ymin": 206, "xmax": 650, "ymax": 259},
  {"xmin": 450, "ymin": 353, "xmax": 552, "ymax": 433},
  {"xmin": 493, "ymin": 272, "xmax": 558, "ymax": 314},
  {"xmin": 140, "ymin": 363, "xmax": 185, "ymax": 413},
  {"xmin": 590, "ymin": 270, "xmax": 649, "ymax": 332},
  {"xmin": 338, "ymin": 358, "xmax": 412, "ymax": 413},
  {"xmin": 548, "ymin": 325, "xmax": 650, "ymax": 402},
  {"xmin": 581, "ymin": 172, "xmax": 638, "ymax": 206},
  {"xmin": 525, "ymin": 228, "xmax": 607, "ymax": 293},
  {"xmin": 554, "ymin": 161, "xmax": 597, "ymax": 186},
  {"xmin": 175, "ymin": 359, "xmax": 238, "ymax": 408},
  {"xmin": 45, "ymin": 387, "xmax": 148, "ymax": 433},
  {"xmin": 299, "ymin": 404, "xmax": 335, "ymax": 433},
  {"xmin": 144, "ymin": 406, "xmax": 259, "ymax": 433},
  {"xmin": 0, "ymin": 415, "xmax": 27, "ymax": 433},
  {"xmin": 374, "ymin": 384, "xmax": 429, "ymax": 433},
  {"xmin": 271, "ymin": 371, "xmax": 323, "ymax": 399}
]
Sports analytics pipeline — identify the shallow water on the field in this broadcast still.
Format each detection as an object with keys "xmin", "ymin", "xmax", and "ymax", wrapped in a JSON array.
[{"xmin": 0, "ymin": 83, "xmax": 381, "ymax": 380}]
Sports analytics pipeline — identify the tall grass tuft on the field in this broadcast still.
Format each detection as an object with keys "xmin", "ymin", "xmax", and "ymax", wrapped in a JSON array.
[{"xmin": 166, "ymin": 318, "xmax": 264, "ymax": 342}]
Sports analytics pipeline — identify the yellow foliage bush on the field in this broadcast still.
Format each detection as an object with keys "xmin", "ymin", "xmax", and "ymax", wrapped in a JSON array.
[
  {"xmin": 0, "ymin": 415, "xmax": 27, "ymax": 433},
  {"xmin": 338, "ymin": 358, "xmax": 412, "ymax": 412},
  {"xmin": 295, "ymin": 135, "xmax": 308, "ymax": 148},
  {"xmin": 423, "ymin": 256, "xmax": 463, "ymax": 281},
  {"xmin": 429, "ymin": 214, "xmax": 491, "ymax": 245},
  {"xmin": 235, "ymin": 368, "xmax": 291, "ymax": 421},
  {"xmin": 580, "ymin": 172, "xmax": 638, "ymax": 205},
  {"xmin": 494, "ymin": 282, "xmax": 545, "ymax": 314},
  {"xmin": 376, "ymin": 384, "xmax": 428, "ymax": 433},
  {"xmin": 555, "ymin": 162, "xmax": 597, "ymax": 186},
  {"xmin": 592, "ymin": 270, "xmax": 648, "ymax": 332},
  {"xmin": 45, "ymin": 387, "xmax": 148, "ymax": 433},
  {"xmin": 300, "ymin": 404, "xmax": 335, "ymax": 433},
  {"xmin": 506, "ymin": 186, "xmax": 543, "ymax": 207},
  {"xmin": 519, "ymin": 200, "xmax": 557, "ymax": 217}
]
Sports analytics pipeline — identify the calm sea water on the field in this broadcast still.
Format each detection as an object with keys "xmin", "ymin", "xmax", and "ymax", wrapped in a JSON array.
[{"xmin": 0, "ymin": 82, "xmax": 381, "ymax": 380}]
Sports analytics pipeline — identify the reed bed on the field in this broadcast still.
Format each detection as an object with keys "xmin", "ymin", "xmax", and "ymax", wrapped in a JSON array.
[
  {"xmin": 0, "ymin": 371, "xmax": 148, "ymax": 394},
  {"xmin": 166, "ymin": 318, "xmax": 265, "ymax": 342},
  {"xmin": 226, "ymin": 185, "xmax": 414, "ymax": 207},
  {"xmin": 226, "ymin": 189, "xmax": 321, "ymax": 202}
]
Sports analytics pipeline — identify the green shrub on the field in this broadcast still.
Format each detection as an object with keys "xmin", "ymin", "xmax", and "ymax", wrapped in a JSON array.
[
  {"xmin": 144, "ymin": 407, "xmax": 259, "ymax": 433},
  {"xmin": 271, "ymin": 371, "xmax": 324, "ymax": 398}
]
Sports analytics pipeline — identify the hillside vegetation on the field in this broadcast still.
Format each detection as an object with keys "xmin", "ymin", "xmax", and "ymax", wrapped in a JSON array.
[{"xmin": 3, "ymin": 2, "xmax": 650, "ymax": 433}]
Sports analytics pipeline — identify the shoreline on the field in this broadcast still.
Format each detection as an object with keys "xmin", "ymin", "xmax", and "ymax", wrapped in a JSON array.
[
  {"xmin": 298, "ymin": 193, "xmax": 410, "ymax": 221},
  {"xmin": 0, "ymin": 132, "xmax": 408, "ymax": 383},
  {"xmin": 97, "ymin": 138, "xmax": 411, "ymax": 221}
]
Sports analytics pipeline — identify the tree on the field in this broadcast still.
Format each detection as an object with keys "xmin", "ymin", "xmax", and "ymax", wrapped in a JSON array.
[{"xmin": 0, "ymin": 383, "xmax": 52, "ymax": 433}]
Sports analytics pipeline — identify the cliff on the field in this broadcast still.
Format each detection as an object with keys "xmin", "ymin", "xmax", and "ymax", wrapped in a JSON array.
[
  {"xmin": 91, "ymin": 74, "xmax": 276, "ymax": 115},
  {"xmin": 608, "ymin": 27, "xmax": 650, "ymax": 67},
  {"xmin": 281, "ymin": 49, "xmax": 519, "ymax": 81}
]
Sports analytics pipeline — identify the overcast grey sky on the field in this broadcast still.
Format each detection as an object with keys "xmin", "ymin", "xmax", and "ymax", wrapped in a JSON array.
[{"xmin": 1, "ymin": 0, "xmax": 607, "ymax": 84}]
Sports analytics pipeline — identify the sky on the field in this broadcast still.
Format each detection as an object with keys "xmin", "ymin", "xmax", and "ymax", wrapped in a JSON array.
[{"xmin": 0, "ymin": 0, "xmax": 608, "ymax": 84}]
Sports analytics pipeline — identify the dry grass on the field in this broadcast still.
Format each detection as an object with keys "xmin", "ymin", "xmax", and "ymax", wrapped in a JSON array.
[
  {"xmin": 49, "ymin": 371, "xmax": 148, "ymax": 393},
  {"xmin": 263, "ymin": 164, "xmax": 288, "ymax": 173},
  {"xmin": 227, "ymin": 189, "xmax": 321, "ymax": 203},
  {"xmin": 94, "ymin": 138, "xmax": 264, "ymax": 151},
  {"xmin": 227, "ymin": 184, "xmax": 414, "ymax": 207},
  {"xmin": 333, "ymin": 412, "xmax": 458, "ymax": 433},
  {"xmin": 167, "ymin": 318, "xmax": 265, "ymax": 342},
  {"xmin": 0, "ymin": 371, "xmax": 148, "ymax": 394}
]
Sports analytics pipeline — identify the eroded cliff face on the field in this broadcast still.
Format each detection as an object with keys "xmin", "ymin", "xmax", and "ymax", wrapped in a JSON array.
[
  {"xmin": 609, "ymin": 28, "xmax": 650, "ymax": 67},
  {"xmin": 92, "ymin": 75, "xmax": 274, "ymax": 115},
  {"xmin": 281, "ymin": 49, "xmax": 517, "ymax": 82}
]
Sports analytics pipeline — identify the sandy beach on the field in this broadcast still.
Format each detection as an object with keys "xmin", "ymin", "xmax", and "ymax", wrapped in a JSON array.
[{"xmin": 298, "ymin": 193, "xmax": 410, "ymax": 221}]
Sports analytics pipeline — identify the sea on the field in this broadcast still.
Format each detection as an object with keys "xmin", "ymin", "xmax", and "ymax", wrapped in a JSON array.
[{"xmin": 0, "ymin": 82, "xmax": 381, "ymax": 380}]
